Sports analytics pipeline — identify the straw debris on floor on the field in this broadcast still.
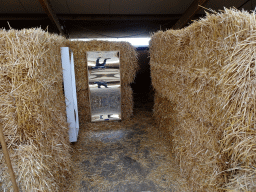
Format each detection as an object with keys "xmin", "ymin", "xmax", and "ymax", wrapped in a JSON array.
[
  {"xmin": 68, "ymin": 109, "xmax": 179, "ymax": 192},
  {"xmin": 67, "ymin": 40, "xmax": 139, "ymax": 123},
  {"xmin": 0, "ymin": 28, "xmax": 71, "ymax": 191},
  {"xmin": 150, "ymin": 8, "xmax": 256, "ymax": 191}
]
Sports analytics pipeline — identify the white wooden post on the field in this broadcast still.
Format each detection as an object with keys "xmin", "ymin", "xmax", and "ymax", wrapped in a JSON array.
[{"xmin": 61, "ymin": 47, "xmax": 79, "ymax": 142}]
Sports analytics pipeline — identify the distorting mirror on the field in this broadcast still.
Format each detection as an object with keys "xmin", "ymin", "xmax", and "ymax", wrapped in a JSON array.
[{"xmin": 87, "ymin": 51, "xmax": 121, "ymax": 122}]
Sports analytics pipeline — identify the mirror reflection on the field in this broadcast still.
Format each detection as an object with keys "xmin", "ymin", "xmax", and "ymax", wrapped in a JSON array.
[{"xmin": 87, "ymin": 51, "xmax": 121, "ymax": 122}]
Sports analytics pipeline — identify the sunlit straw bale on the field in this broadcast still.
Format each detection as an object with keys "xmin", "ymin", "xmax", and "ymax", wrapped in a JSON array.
[
  {"xmin": 67, "ymin": 40, "xmax": 138, "ymax": 122},
  {"xmin": 150, "ymin": 8, "xmax": 256, "ymax": 191},
  {"xmin": 0, "ymin": 28, "xmax": 71, "ymax": 191}
]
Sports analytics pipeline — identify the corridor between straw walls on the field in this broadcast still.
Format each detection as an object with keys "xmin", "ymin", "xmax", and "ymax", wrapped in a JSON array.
[
  {"xmin": 66, "ymin": 46, "xmax": 178, "ymax": 191},
  {"xmin": 2, "ymin": 8, "xmax": 256, "ymax": 192}
]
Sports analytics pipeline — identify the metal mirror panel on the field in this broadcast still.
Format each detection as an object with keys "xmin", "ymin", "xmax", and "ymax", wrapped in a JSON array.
[{"xmin": 87, "ymin": 51, "xmax": 121, "ymax": 122}]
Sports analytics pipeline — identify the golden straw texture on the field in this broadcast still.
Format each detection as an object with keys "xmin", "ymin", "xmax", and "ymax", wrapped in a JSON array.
[
  {"xmin": 0, "ymin": 28, "xmax": 71, "ymax": 191},
  {"xmin": 150, "ymin": 8, "xmax": 256, "ymax": 191}
]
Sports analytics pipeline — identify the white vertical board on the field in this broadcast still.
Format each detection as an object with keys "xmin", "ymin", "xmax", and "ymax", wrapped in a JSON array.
[
  {"xmin": 70, "ymin": 52, "xmax": 79, "ymax": 136},
  {"xmin": 61, "ymin": 47, "xmax": 79, "ymax": 142}
]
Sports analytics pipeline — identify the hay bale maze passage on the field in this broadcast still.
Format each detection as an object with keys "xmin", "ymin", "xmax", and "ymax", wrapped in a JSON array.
[
  {"xmin": 0, "ymin": 29, "xmax": 71, "ymax": 191},
  {"xmin": 150, "ymin": 8, "xmax": 256, "ymax": 191},
  {"xmin": 67, "ymin": 40, "xmax": 138, "ymax": 123}
]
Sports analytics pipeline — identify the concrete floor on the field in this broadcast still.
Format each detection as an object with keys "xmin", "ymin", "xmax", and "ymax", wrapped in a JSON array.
[{"xmin": 68, "ymin": 100, "xmax": 177, "ymax": 192}]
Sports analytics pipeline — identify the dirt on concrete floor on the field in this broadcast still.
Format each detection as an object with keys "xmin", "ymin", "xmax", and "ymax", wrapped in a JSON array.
[{"xmin": 68, "ymin": 107, "xmax": 179, "ymax": 192}]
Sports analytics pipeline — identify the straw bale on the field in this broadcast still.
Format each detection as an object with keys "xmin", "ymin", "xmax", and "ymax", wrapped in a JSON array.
[
  {"xmin": 150, "ymin": 8, "xmax": 256, "ymax": 191},
  {"xmin": 153, "ymin": 93, "xmax": 225, "ymax": 191},
  {"xmin": 153, "ymin": 92, "xmax": 177, "ymax": 143},
  {"xmin": 67, "ymin": 40, "xmax": 138, "ymax": 122},
  {"xmin": 121, "ymin": 85, "xmax": 134, "ymax": 120},
  {"xmin": 0, "ymin": 28, "xmax": 71, "ymax": 191},
  {"xmin": 77, "ymin": 89, "xmax": 91, "ymax": 122}
]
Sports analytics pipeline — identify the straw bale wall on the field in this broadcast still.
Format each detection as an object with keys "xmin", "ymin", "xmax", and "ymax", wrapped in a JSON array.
[
  {"xmin": 0, "ymin": 29, "xmax": 71, "ymax": 191},
  {"xmin": 150, "ymin": 9, "xmax": 256, "ymax": 191},
  {"xmin": 153, "ymin": 93, "xmax": 176, "ymax": 143},
  {"xmin": 67, "ymin": 40, "xmax": 138, "ymax": 122},
  {"xmin": 154, "ymin": 93, "xmax": 224, "ymax": 191}
]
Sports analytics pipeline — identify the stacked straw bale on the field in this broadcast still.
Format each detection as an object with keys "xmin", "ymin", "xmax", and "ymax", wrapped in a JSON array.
[
  {"xmin": 150, "ymin": 8, "xmax": 256, "ymax": 191},
  {"xmin": 153, "ymin": 92, "xmax": 177, "ymax": 143},
  {"xmin": 67, "ymin": 40, "xmax": 138, "ymax": 122},
  {"xmin": 0, "ymin": 29, "xmax": 71, "ymax": 191}
]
